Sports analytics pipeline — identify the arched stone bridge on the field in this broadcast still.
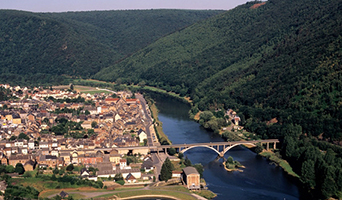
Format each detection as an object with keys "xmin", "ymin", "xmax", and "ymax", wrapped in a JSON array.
[
  {"xmin": 78, "ymin": 139, "xmax": 279, "ymax": 158},
  {"xmin": 159, "ymin": 139, "xmax": 279, "ymax": 157}
]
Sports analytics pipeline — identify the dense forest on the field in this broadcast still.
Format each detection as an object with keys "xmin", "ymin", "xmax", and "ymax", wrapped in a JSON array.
[
  {"xmin": 0, "ymin": 9, "xmax": 223, "ymax": 85},
  {"xmin": 94, "ymin": 0, "xmax": 342, "ymax": 198},
  {"xmin": 1, "ymin": 0, "xmax": 342, "ymax": 198}
]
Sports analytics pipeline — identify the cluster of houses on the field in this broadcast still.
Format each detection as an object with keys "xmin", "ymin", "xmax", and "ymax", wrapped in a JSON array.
[
  {"xmin": 0, "ymin": 84, "xmax": 203, "ymax": 190},
  {"xmin": 0, "ymin": 84, "xmax": 153, "ymax": 183}
]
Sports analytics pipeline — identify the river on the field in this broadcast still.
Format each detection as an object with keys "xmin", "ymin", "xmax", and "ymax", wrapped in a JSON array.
[{"xmin": 150, "ymin": 93, "xmax": 300, "ymax": 200}]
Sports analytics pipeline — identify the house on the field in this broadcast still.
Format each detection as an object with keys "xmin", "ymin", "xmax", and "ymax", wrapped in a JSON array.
[
  {"xmin": 0, "ymin": 180, "xmax": 7, "ymax": 194},
  {"xmin": 105, "ymin": 98, "xmax": 119, "ymax": 104},
  {"xmin": 182, "ymin": 167, "xmax": 200, "ymax": 190},
  {"xmin": 57, "ymin": 157, "xmax": 65, "ymax": 168},
  {"xmin": 234, "ymin": 116, "xmax": 241, "ymax": 126},
  {"xmin": 1, "ymin": 156, "xmax": 8, "ymax": 165},
  {"xmin": 80, "ymin": 168, "xmax": 90, "ymax": 177},
  {"xmin": 60, "ymin": 152, "xmax": 71, "ymax": 165},
  {"xmin": 28, "ymin": 140, "xmax": 35, "ymax": 149},
  {"xmin": 172, "ymin": 171, "xmax": 182, "ymax": 178},
  {"xmin": 137, "ymin": 129, "xmax": 147, "ymax": 143},
  {"xmin": 24, "ymin": 160, "xmax": 35, "ymax": 171},
  {"xmin": 80, "ymin": 167, "xmax": 98, "ymax": 181},
  {"xmin": 109, "ymin": 150, "xmax": 121, "ymax": 164},
  {"xmin": 12, "ymin": 113, "xmax": 21, "ymax": 125},
  {"xmin": 141, "ymin": 174, "xmax": 154, "ymax": 181},
  {"xmin": 38, "ymin": 155, "xmax": 58, "ymax": 168},
  {"xmin": 96, "ymin": 161, "xmax": 116, "ymax": 178},
  {"xmin": 119, "ymin": 159, "xmax": 127, "ymax": 169},
  {"xmin": 60, "ymin": 191, "xmax": 69, "ymax": 199},
  {"xmin": 119, "ymin": 168, "xmax": 141, "ymax": 179},
  {"xmin": 39, "ymin": 142, "xmax": 49, "ymax": 149},
  {"xmin": 81, "ymin": 121, "xmax": 92, "ymax": 129},
  {"xmin": 125, "ymin": 173, "xmax": 136, "ymax": 183},
  {"xmin": 8, "ymin": 155, "xmax": 31, "ymax": 167},
  {"xmin": 141, "ymin": 158, "xmax": 154, "ymax": 172},
  {"xmin": 77, "ymin": 154, "xmax": 103, "ymax": 165}
]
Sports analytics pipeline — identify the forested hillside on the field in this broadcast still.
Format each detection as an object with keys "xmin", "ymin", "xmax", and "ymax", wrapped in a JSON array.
[
  {"xmin": 0, "ymin": 9, "xmax": 223, "ymax": 85},
  {"xmin": 95, "ymin": 0, "xmax": 342, "ymax": 142},
  {"xmin": 44, "ymin": 10, "xmax": 223, "ymax": 56},
  {"xmin": 95, "ymin": 0, "xmax": 342, "ymax": 198}
]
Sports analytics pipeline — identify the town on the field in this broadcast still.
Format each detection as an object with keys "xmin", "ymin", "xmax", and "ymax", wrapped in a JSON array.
[{"xmin": 0, "ymin": 84, "xmax": 166, "ymax": 184}]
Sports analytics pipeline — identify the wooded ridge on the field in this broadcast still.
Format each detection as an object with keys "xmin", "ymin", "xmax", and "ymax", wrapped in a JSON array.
[
  {"xmin": 0, "ymin": 9, "xmax": 223, "ymax": 85},
  {"xmin": 1, "ymin": 0, "xmax": 342, "ymax": 198}
]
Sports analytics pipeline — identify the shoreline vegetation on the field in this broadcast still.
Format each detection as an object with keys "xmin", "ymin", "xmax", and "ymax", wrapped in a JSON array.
[
  {"xmin": 223, "ymin": 156, "xmax": 245, "ymax": 172},
  {"xmin": 146, "ymin": 96, "xmax": 172, "ymax": 145},
  {"xmin": 223, "ymin": 162, "xmax": 245, "ymax": 172},
  {"xmin": 259, "ymin": 151, "xmax": 299, "ymax": 178}
]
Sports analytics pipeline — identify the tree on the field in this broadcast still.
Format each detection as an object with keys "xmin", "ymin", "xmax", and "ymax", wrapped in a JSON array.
[
  {"xmin": 114, "ymin": 173, "xmax": 123, "ymax": 181},
  {"xmin": 300, "ymin": 160, "xmax": 316, "ymax": 189},
  {"xmin": 324, "ymin": 148, "xmax": 336, "ymax": 165},
  {"xmin": 18, "ymin": 132, "xmax": 29, "ymax": 141},
  {"xmin": 9, "ymin": 136, "xmax": 17, "ymax": 141},
  {"xmin": 59, "ymin": 169, "xmax": 65, "ymax": 175},
  {"xmin": 200, "ymin": 111, "xmax": 214, "ymax": 122},
  {"xmin": 255, "ymin": 143, "xmax": 264, "ymax": 154},
  {"xmin": 23, "ymin": 171, "xmax": 32, "ymax": 178},
  {"xmin": 84, "ymin": 110, "xmax": 90, "ymax": 115},
  {"xmin": 160, "ymin": 158, "xmax": 173, "ymax": 181},
  {"xmin": 53, "ymin": 167, "xmax": 59, "ymax": 175},
  {"xmin": 42, "ymin": 117, "xmax": 50, "ymax": 125},
  {"xmin": 178, "ymin": 152, "xmax": 184, "ymax": 159},
  {"xmin": 167, "ymin": 147, "xmax": 176, "ymax": 156},
  {"xmin": 91, "ymin": 121, "xmax": 98, "ymax": 128},
  {"xmin": 66, "ymin": 164, "xmax": 74, "ymax": 171},
  {"xmin": 226, "ymin": 156, "xmax": 234, "ymax": 164},
  {"xmin": 15, "ymin": 163, "xmax": 25, "ymax": 175},
  {"xmin": 6, "ymin": 165, "xmax": 15, "ymax": 173},
  {"xmin": 193, "ymin": 163, "xmax": 204, "ymax": 178},
  {"xmin": 184, "ymin": 157, "xmax": 192, "ymax": 167}
]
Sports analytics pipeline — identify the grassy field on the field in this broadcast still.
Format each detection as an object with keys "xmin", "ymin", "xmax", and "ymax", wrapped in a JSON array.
[
  {"xmin": 72, "ymin": 78, "xmax": 192, "ymax": 103},
  {"xmin": 193, "ymin": 190, "xmax": 217, "ymax": 199},
  {"xmin": 73, "ymin": 85, "xmax": 113, "ymax": 94},
  {"xmin": 97, "ymin": 187, "xmax": 197, "ymax": 200},
  {"xmin": 39, "ymin": 188, "xmax": 107, "ymax": 199},
  {"xmin": 41, "ymin": 185, "xmax": 197, "ymax": 200},
  {"xmin": 260, "ymin": 151, "xmax": 299, "ymax": 178}
]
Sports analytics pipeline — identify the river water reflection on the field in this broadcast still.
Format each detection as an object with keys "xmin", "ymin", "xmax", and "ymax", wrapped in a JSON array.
[{"xmin": 151, "ymin": 93, "xmax": 300, "ymax": 200}]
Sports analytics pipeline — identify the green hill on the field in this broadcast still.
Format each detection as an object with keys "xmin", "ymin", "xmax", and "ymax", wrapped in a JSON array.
[
  {"xmin": 95, "ymin": 0, "xmax": 342, "ymax": 140},
  {"xmin": 95, "ymin": 1, "xmax": 342, "ymax": 198},
  {"xmin": 0, "ymin": 9, "xmax": 223, "ymax": 85}
]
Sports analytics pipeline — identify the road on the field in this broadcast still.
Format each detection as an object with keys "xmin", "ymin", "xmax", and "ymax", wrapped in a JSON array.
[
  {"xmin": 136, "ymin": 93, "xmax": 154, "ymax": 146},
  {"xmin": 136, "ymin": 93, "xmax": 165, "ymax": 180}
]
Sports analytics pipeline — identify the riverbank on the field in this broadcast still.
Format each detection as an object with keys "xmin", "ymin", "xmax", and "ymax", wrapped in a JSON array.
[
  {"xmin": 259, "ymin": 151, "xmax": 299, "ymax": 178},
  {"xmin": 145, "ymin": 96, "xmax": 172, "ymax": 145}
]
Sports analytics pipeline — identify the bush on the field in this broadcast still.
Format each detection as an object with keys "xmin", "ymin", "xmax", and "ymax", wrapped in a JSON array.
[{"xmin": 116, "ymin": 180, "xmax": 125, "ymax": 185}]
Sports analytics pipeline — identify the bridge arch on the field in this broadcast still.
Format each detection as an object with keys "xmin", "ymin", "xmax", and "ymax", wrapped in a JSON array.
[
  {"xmin": 180, "ymin": 145, "xmax": 220, "ymax": 155},
  {"xmin": 178, "ymin": 143, "xmax": 257, "ymax": 157},
  {"xmin": 220, "ymin": 143, "xmax": 256, "ymax": 156}
]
